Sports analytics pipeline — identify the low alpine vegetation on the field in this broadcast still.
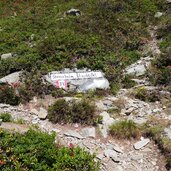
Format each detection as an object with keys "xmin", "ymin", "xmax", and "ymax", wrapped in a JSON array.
[
  {"xmin": 0, "ymin": 129, "xmax": 99, "ymax": 171},
  {"xmin": 109, "ymin": 120, "xmax": 140, "ymax": 139},
  {"xmin": 0, "ymin": 84, "xmax": 21, "ymax": 105},
  {"xmin": 48, "ymin": 99, "xmax": 98, "ymax": 125},
  {"xmin": 0, "ymin": 112, "xmax": 11, "ymax": 122},
  {"xmin": 134, "ymin": 87, "xmax": 160, "ymax": 102}
]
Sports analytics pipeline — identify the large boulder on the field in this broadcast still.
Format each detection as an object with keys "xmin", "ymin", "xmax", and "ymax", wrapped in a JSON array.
[
  {"xmin": 44, "ymin": 68, "xmax": 109, "ymax": 92},
  {"xmin": 0, "ymin": 71, "xmax": 22, "ymax": 84},
  {"xmin": 125, "ymin": 57, "xmax": 152, "ymax": 76}
]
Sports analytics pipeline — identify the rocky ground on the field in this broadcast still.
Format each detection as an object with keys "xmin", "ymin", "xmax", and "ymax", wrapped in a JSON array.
[
  {"xmin": 0, "ymin": 86, "xmax": 170, "ymax": 171},
  {"xmin": 0, "ymin": 27, "xmax": 170, "ymax": 171}
]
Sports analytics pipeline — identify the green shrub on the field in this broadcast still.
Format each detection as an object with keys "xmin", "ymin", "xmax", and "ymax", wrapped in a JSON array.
[
  {"xmin": 0, "ymin": 84, "xmax": 21, "ymax": 105},
  {"xmin": 48, "ymin": 99, "xmax": 70, "ymax": 123},
  {"xmin": 0, "ymin": 112, "xmax": 11, "ymax": 122},
  {"xmin": 0, "ymin": 129, "xmax": 99, "ymax": 171},
  {"xmin": 18, "ymin": 71, "xmax": 57, "ymax": 102},
  {"xmin": 111, "ymin": 83, "xmax": 121, "ymax": 95},
  {"xmin": 70, "ymin": 99, "xmax": 96, "ymax": 125},
  {"xmin": 48, "ymin": 99, "xmax": 97, "ymax": 125},
  {"xmin": 109, "ymin": 120, "xmax": 140, "ymax": 139}
]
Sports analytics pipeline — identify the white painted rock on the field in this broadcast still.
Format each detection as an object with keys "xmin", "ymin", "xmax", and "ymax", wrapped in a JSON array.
[{"xmin": 134, "ymin": 138, "xmax": 150, "ymax": 150}]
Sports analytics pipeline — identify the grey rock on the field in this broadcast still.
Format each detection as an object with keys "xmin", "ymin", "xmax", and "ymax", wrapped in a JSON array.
[
  {"xmin": 103, "ymin": 100, "xmax": 113, "ymax": 107},
  {"xmin": 78, "ymin": 78, "xmax": 109, "ymax": 92},
  {"xmin": 100, "ymin": 111, "xmax": 110, "ymax": 123},
  {"xmin": 131, "ymin": 154, "xmax": 143, "ymax": 160},
  {"xmin": 154, "ymin": 12, "xmax": 163, "ymax": 18},
  {"xmin": 81, "ymin": 127, "xmax": 96, "ymax": 138},
  {"xmin": 164, "ymin": 128, "xmax": 171, "ymax": 139},
  {"xmin": 96, "ymin": 154, "xmax": 105, "ymax": 160},
  {"xmin": 66, "ymin": 8, "xmax": 81, "ymax": 16},
  {"xmin": 1, "ymin": 53, "xmax": 13, "ymax": 59},
  {"xmin": 64, "ymin": 130, "xmax": 84, "ymax": 139},
  {"xmin": 0, "ymin": 71, "xmax": 22, "ymax": 84},
  {"xmin": 104, "ymin": 149, "xmax": 118, "ymax": 158},
  {"xmin": 106, "ymin": 143, "xmax": 123, "ymax": 153},
  {"xmin": 152, "ymin": 108, "xmax": 161, "ymax": 113},
  {"xmin": 125, "ymin": 107, "xmax": 134, "ymax": 115},
  {"xmin": 30, "ymin": 109, "xmax": 39, "ymax": 115},
  {"xmin": 113, "ymin": 145, "xmax": 123, "ymax": 153},
  {"xmin": 38, "ymin": 107, "xmax": 48, "ymax": 119},
  {"xmin": 115, "ymin": 166, "xmax": 124, "ymax": 171},
  {"xmin": 125, "ymin": 57, "xmax": 152, "ymax": 76},
  {"xmin": 98, "ymin": 124, "xmax": 108, "ymax": 138},
  {"xmin": 134, "ymin": 138, "xmax": 150, "ymax": 150},
  {"xmin": 100, "ymin": 111, "xmax": 115, "ymax": 126},
  {"xmin": 105, "ymin": 118, "xmax": 115, "ymax": 127},
  {"xmin": 32, "ymin": 119, "xmax": 39, "ymax": 124}
]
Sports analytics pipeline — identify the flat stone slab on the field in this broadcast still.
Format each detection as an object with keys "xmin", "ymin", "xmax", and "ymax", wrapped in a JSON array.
[
  {"xmin": 104, "ymin": 149, "xmax": 118, "ymax": 158},
  {"xmin": 64, "ymin": 130, "xmax": 84, "ymax": 139},
  {"xmin": 134, "ymin": 138, "xmax": 150, "ymax": 150},
  {"xmin": 81, "ymin": 127, "xmax": 96, "ymax": 138},
  {"xmin": 113, "ymin": 145, "xmax": 123, "ymax": 153}
]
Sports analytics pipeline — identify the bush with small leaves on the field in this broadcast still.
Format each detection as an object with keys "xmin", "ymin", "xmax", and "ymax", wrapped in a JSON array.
[
  {"xmin": 48, "ymin": 99, "xmax": 70, "ymax": 123},
  {"xmin": 48, "ymin": 99, "xmax": 97, "ymax": 125},
  {"xmin": 0, "ymin": 129, "xmax": 99, "ymax": 171},
  {"xmin": 0, "ymin": 84, "xmax": 21, "ymax": 105}
]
